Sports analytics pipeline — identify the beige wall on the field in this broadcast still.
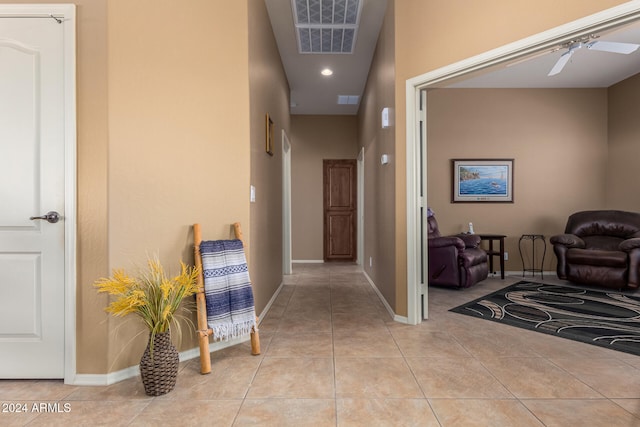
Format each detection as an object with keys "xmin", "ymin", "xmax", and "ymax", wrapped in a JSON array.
[
  {"xmin": 290, "ymin": 116, "xmax": 360, "ymax": 260},
  {"xmin": 70, "ymin": 0, "xmax": 287, "ymax": 374},
  {"xmin": 427, "ymin": 88, "xmax": 609, "ymax": 272},
  {"xmin": 358, "ymin": 0, "xmax": 396, "ymax": 309},
  {"xmin": 87, "ymin": 0, "xmax": 640, "ymax": 373},
  {"xmin": 388, "ymin": 0, "xmax": 628, "ymax": 316},
  {"xmin": 248, "ymin": 0, "xmax": 290, "ymax": 313},
  {"xmin": 3, "ymin": 0, "xmax": 635, "ymax": 377},
  {"xmin": 607, "ymin": 72, "xmax": 640, "ymax": 211},
  {"xmin": 104, "ymin": 0, "xmax": 252, "ymax": 371},
  {"xmin": 96, "ymin": 0, "xmax": 288, "ymax": 374},
  {"xmin": 73, "ymin": 0, "xmax": 111, "ymax": 376}
]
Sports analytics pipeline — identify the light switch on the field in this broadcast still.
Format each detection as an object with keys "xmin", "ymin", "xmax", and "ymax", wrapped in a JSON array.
[
  {"xmin": 250, "ymin": 185, "xmax": 256, "ymax": 203},
  {"xmin": 381, "ymin": 108, "xmax": 390, "ymax": 128},
  {"xmin": 381, "ymin": 107, "xmax": 393, "ymax": 128}
]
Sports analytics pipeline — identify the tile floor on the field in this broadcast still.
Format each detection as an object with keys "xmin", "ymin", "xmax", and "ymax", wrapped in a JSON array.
[{"xmin": 2, "ymin": 263, "xmax": 640, "ymax": 426}]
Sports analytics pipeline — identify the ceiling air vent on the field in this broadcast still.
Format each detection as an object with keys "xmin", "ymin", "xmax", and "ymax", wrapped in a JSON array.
[
  {"xmin": 337, "ymin": 95, "xmax": 359, "ymax": 105},
  {"xmin": 293, "ymin": 0, "xmax": 362, "ymax": 54}
]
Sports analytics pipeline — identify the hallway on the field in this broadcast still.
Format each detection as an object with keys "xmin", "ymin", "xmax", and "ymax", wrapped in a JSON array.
[{"xmin": 1, "ymin": 263, "xmax": 640, "ymax": 426}]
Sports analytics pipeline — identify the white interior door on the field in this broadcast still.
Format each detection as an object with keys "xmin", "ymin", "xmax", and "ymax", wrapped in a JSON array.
[{"xmin": 0, "ymin": 15, "xmax": 67, "ymax": 378}]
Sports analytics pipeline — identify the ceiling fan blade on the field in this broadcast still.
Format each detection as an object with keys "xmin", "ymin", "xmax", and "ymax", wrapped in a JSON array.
[
  {"xmin": 587, "ymin": 40, "xmax": 640, "ymax": 54},
  {"xmin": 548, "ymin": 50, "xmax": 574, "ymax": 76}
]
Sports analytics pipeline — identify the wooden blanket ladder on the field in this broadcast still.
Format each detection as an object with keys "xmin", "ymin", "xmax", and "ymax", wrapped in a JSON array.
[{"xmin": 193, "ymin": 222, "xmax": 260, "ymax": 374}]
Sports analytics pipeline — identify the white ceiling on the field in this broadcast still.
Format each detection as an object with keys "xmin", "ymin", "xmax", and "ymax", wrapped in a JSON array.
[
  {"xmin": 447, "ymin": 20, "xmax": 640, "ymax": 89},
  {"xmin": 265, "ymin": 1, "xmax": 640, "ymax": 115},
  {"xmin": 265, "ymin": 0, "xmax": 387, "ymax": 115}
]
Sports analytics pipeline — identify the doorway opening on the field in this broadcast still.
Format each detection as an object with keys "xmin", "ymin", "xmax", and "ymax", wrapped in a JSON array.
[{"xmin": 405, "ymin": 3, "xmax": 640, "ymax": 325}]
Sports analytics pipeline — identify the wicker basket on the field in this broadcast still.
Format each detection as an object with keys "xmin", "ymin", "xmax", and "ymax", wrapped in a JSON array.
[{"xmin": 139, "ymin": 331, "xmax": 179, "ymax": 396}]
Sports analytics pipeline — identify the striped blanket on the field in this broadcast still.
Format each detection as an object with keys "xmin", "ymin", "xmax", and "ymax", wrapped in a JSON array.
[{"xmin": 200, "ymin": 239, "xmax": 257, "ymax": 341}]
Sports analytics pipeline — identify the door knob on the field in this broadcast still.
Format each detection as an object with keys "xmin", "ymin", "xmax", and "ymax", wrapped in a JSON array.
[{"xmin": 29, "ymin": 211, "xmax": 61, "ymax": 224}]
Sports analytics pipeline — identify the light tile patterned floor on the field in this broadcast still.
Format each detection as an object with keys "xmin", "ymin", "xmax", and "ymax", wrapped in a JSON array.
[{"xmin": 2, "ymin": 263, "xmax": 640, "ymax": 426}]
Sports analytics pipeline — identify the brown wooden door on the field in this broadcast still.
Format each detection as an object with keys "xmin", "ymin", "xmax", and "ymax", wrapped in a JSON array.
[{"xmin": 323, "ymin": 159, "xmax": 357, "ymax": 262}]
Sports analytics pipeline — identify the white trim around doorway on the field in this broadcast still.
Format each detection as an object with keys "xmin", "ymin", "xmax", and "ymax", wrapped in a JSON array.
[
  {"xmin": 405, "ymin": 1, "xmax": 640, "ymax": 326},
  {"xmin": 357, "ymin": 147, "xmax": 364, "ymax": 266},
  {"xmin": 61, "ymin": 4, "xmax": 78, "ymax": 386},
  {"xmin": 282, "ymin": 130, "xmax": 292, "ymax": 275},
  {"xmin": 0, "ymin": 3, "xmax": 77, "ymax": 384},
  {"xmin": 0, "ymin": 2, "xmax": 77, "ymax": 384}
]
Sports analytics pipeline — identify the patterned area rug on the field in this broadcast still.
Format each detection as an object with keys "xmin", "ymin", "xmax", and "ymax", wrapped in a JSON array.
[{"xmin": 450, "ymin": 280, "xmax": 640, "ymax": 356}]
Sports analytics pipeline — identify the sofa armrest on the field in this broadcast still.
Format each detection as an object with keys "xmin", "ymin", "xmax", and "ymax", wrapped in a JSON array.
[
  {"xmin": 457, "ymin": 234, "xmax": 481, "ymax": 249},
  {"xmin": 621, "ymin": 238, "xmax": 640, "ymax": 289},
  {"xmin": 428, "ymin": 236, "xmax": 465, "ymax": 251},
  {"xmin": 620, "ymin": 237, "xmax": 640, "ymax": 252},
  {"xmin": 550, "ymin": 234, "xmax": 584, "ymax": 280},
  {"xmin": 550, "ymin": 233, "xmax": 585, "ymax": 248}
]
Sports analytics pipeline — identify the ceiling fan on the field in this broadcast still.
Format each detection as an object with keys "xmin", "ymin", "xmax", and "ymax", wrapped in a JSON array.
[{"xmin": 548, "ymin": 35, "xmax": 640, "ymax": 76}]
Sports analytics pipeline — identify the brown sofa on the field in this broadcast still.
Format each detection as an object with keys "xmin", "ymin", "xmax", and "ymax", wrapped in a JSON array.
[
  {"xmin": 550, "ymin": 210, "xmax": 640, "ymax": 290},
  {"xmin": 427, "ymin": 214, "xmax": 488, "ymax": 288}
]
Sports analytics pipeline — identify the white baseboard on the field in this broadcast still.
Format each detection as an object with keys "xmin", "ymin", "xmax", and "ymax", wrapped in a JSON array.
[
  {"xmin": 393, "ymin": 314, "xmax": 409, "ymax": 323},
  {"xmin": 257, "ymin": 281, "xmax": 284, "ymax": 323},
  {"xmin": 72, "ymin": 335, "xmax": 252, "ymax": 386},
  {"xmin": 292, "ymin": 259, "xmax": 324, "ymax": 263},
  {"xmin": 71, "ymin": 281, "xmax": 286, "ymax": 386},
  {"xmin": 73, "ymin": 365, "xmax": 141, "ymax": 386},
  {"xmin": 362, "ymin": 271, "xmax": 407, "ymax": 324}
]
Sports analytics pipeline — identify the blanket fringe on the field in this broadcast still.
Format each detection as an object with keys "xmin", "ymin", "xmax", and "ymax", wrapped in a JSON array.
[{"xmin": 211, "ymin": 320, "xmax": 258, "ymax": 342}]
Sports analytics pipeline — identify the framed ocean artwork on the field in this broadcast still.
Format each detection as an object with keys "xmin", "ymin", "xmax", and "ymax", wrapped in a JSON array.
[{"xmin": 451, "ymin": 159, "xmax": 514, "ymax": 203}]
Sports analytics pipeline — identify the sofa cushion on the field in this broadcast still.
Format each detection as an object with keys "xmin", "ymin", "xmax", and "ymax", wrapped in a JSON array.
[
  {"xmin": 582, "ymin": 235, "xmax": 624, "ymax": 251},
  {"xmin": 566, "ymin": 248, "xmax": 627, "ymax": 267},
  {"xmin": 567, "ymin": 210, "xmax": 640, "ymax": 239},
  {"xmin": 567, "ymin": 264, "xmax": 627, "ymax": 289}
]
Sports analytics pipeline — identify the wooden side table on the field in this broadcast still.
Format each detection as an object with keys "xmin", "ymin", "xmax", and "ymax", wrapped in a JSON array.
[{"xmin": 477, "ymin": 234, "xmax": 506, "ymax": 279}]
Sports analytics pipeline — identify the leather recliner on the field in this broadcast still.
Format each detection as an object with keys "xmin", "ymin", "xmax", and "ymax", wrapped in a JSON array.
[
  {"xmin": 427, "ymin": 214, "xmax": 489, "ymax": 288},
  {"xmin": 550, "ymin": 210, "xmax": 640, "ymax": 290}
]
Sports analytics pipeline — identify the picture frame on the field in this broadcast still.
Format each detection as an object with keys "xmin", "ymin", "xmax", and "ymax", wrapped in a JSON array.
[
  {"xmin": 265, "ymin": 113, "xmax": 274, "ymax": 156},
  {"xmin": 451, "ymin": 159, "xmax": 514, "ymax": 203}
]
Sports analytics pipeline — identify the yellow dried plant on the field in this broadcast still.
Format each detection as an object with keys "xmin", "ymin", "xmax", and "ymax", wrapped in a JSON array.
[{"xmin": 94, "ymin": 258, "xmax": 200, "ymax": 356}]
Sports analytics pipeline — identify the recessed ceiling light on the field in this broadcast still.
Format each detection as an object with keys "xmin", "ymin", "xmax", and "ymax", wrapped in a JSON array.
[{"xmin": 321, "ymin": 68, "xmax": 333, "ymax": 76}]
